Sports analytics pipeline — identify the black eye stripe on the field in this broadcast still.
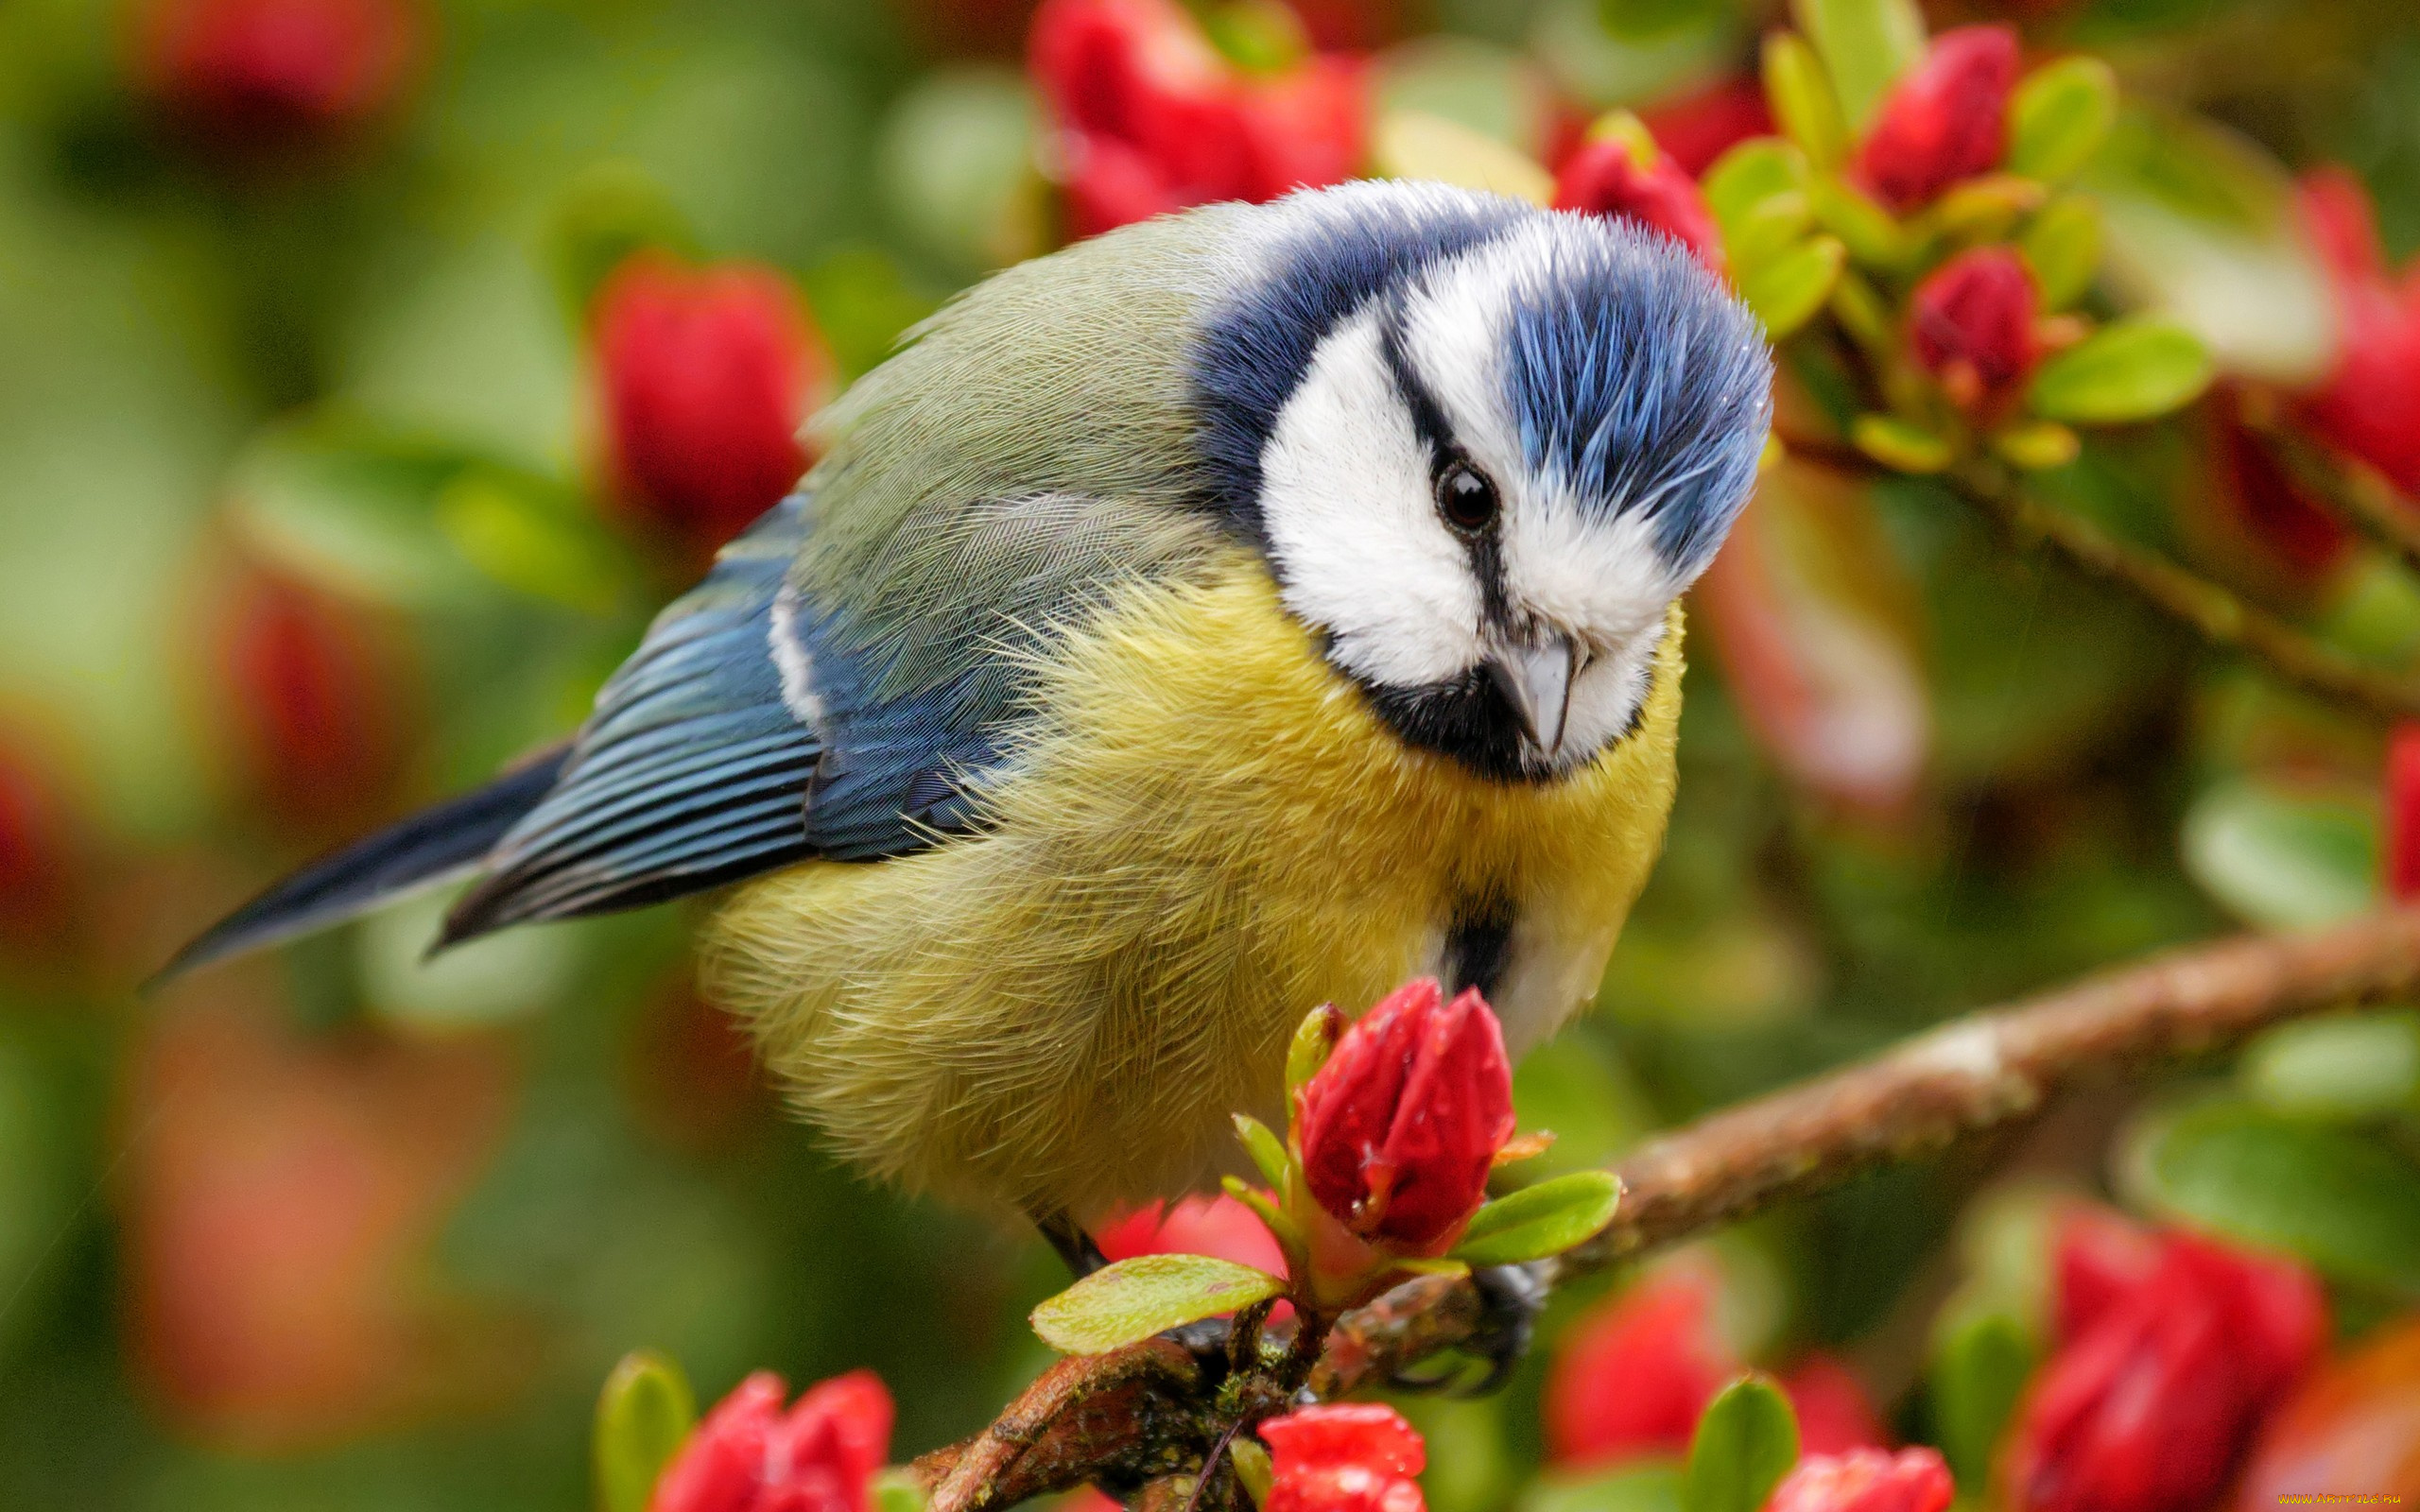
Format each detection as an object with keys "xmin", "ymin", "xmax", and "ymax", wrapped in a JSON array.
[{"xmin": 1377, "ymin": 296, "xmax": 1515, "ymax": 627}]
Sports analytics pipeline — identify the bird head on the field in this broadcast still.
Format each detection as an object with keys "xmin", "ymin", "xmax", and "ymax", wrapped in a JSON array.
[{"xmin": 1194, "ymin": 182, "xmax": 1772, "ymax": 781}]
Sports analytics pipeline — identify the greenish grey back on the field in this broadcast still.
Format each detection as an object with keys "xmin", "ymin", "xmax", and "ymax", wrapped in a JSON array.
[{"xmin": 793, "ymin": 204, "xmax": 1256, "ymax": 703}]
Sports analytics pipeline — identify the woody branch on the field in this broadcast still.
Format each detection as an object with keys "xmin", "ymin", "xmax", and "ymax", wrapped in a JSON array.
[{"xmin": 914, "ymin": 905, "xmax": 2420, "ymax": 1512}]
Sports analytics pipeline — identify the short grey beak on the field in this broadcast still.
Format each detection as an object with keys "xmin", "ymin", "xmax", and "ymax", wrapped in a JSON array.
[{"xmin": 1485, "ymin": 635, "xmax": 1584, "ymax": 758}]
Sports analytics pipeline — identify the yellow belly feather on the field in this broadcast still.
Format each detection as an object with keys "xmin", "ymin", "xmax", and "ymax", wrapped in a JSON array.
[{"xmin": 701, "ymin": 550, "xmax": 1685, "ymax": 1219}]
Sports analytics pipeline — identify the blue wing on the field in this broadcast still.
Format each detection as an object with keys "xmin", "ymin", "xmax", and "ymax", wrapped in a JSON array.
[{"xmin": 441, "ymin": 498, "xmax": 834, "ymax": 944}]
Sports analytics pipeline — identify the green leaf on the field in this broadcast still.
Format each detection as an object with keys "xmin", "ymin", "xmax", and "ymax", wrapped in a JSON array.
[
  {"xmin": 1789, "ymin": 0, "xmax": 1926, "ymax": 131},
  {"xmin": 871, "ymin": 1469, "xmax": 930, "ymax": 1512},
  {"xmin": 1740, "ymin": 235, "xmax": 1845, "ymax": 337},
  {"xmin": 1220, "ymin": 1176, "xmax": 1306, "ymax": 1252},
  {"xmin": 1598, "ymin": 0, "xmax": 1712, "ymax": 40},
  {"xmin": 1807, "ymin": 175, "xmax": 1908, "ymax": 267},
  {"xmin": 2179, "ymin": 779, "xmax": 2377, "ymax": 931},
  {"xmin": 2019, "ymin": 197, "xmax": 2103, "ymax": 310},
  {"xmin": 1203, "ymin": 0, "xmax": 1310, "ymax": 74},
  {"xmin": 1029, "ymin": 1255, "xmax": 1287, "ymax": 1355},
  {"xmin": 2026, "ymin": 317, "xmax": 2212, "ymax": 423},
  {"xmin": 595, "ymin": 1350, "xmax": 697, "ymax": 1512},
  {"xmin": 1703, "ymin": 140, "xmax": 1812, "ymax": 268},
  {"xmin": 435, "ymin": 470, "xmax": 631, "ymax": 615},
  {"xmin": 2242, "ymin": 1012, "xmax": 2420, "ymax": 1121},
  {"xmin": 1991, "ymin": 420, "xmax": 2081, "ymax": 472},
  {"xmin": 1522, "ymin": 1463, "xmax": 1685, "ymax": 1512},
  {"xmin": 1451, "ymin": 1171, "xmax": 1623, "ymax": 1265},
  {"xmin": 2009, "ymin": 57, "xmax": 2118, "ymax": 183},
  {"xmin": 1682, "ymin": 1376, "xmax": 1800, "ymax": 1512},
  {"xmin": 2122, "ymin": 1097, "xmax": 2420, "ymax": 1295},
  {"xmin": 1287, "ymin": 1005, "xmax": 1344, "ymax": 1092},
  {"xmin": 1762, "ymin": 32, "xmax": 1847, "ymax": 169},
  {"xmin": 1852, "ymin": 414, "xmax": 1955, "ymax": 473},
  {"xmin": 1928, "ymin": 1312, "xmax": 2036, "ymax": 1490},
  {"xmin": 1233, "ymin": 1114, "xmax": 1291, "ymax": 1188}
]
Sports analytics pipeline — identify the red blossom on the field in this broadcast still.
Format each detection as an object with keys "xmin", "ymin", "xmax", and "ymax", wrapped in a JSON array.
[
  {"xmin": 1783, "ymin": 1356, "xmax": 1892, "ymax": 1457},
  {"xmin": 651, "ymin": 1369, "xmax": 894, "ymax": 1512},
  {"xmin": 1097, "ymin": 1194, "xmax": 1288, "ymax": 1276},
  {"xmin": 1908, "ymin": 248, "xmax": 2041, "ymax": 418},
  {"xmin": 0, "ymin": 734, "xmax": 82, "ymax": 954},
  {"xmin": 1293, "ymin": 978, "xmax": 1514, "ymax": 1255},
  {"xmin": 2002, "ymin": 1210, "xmax": 2325, "ymax": 1512},
  {"xmin": 1259, "ymin": 1402, "xmax": 1426, "ymax": 1512},
  {"xmin": 1028, "ymin": 0, "xmax": 1366, "ymax": 239},
  {"xmin": 2213, "ymin": 387, "xmax": 2354, "ymax": 582},
  {"xmin": 2236, "ymin": 1313, "xmax": 2420, "ymax": 1507},
  {"xmin": 1545, "ymin": 1269, "xmax": 1732, "ymax": 1466},
  {"xmin": 1852, "ymin": 26, "xmax": 2020, "ymax": 214},
  {"xmin": 2388, "ymin": 723, "xmax": 2420, "ymax": 901},
  {"xmin": 1554, "ymin": 135, "xmax": 1725, "ymax": 275},
  {"xmin": 2294, "ymin": 169, "xmax": 2420, "ymax": 497},
  {"xmin": 211, "ymin": 563, "xmax": 413, "ymax": 835},
  {"xmin": 1766, "ymin": 1449, "xmax": 1955, "ymax": 1512},
  {"xmin": 136, "ymin": 0, "xmax": 424, "ymax": 152},
  {"xmin": 1638, "ymin": 77, "xmax": 1776, "ymax": 178},
  {"xmin": 596, "ymin": 252, "xmax": 833, "ymax": 556}
]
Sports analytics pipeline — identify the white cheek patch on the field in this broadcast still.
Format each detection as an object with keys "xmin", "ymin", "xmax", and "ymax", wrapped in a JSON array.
[{"xmin": 1259, "ymin": 310, "xmax": 1484, "ymax": 688}]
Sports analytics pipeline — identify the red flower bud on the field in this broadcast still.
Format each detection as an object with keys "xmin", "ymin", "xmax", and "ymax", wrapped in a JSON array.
[
  {"xmin": 2003, "ymin": 1212, "xmax": 2325, "ymax": 1512},
  {"xmin": 1259, "ymin": 1402, "xmax": 1426, "ymax": 1512},
  {"xmin": 210, "ymin": 563, "xmax": 414, "ymax": 835},
  {"xmin": 2295, "ymin": 170, "xmax": 2420, "ymax": 497},
  {"xmin": 2388, "ymin": 723, "xmax": 2420, "ymax": 901},
  {"xmin": 1853, "ymin": 26, "xmax": 2020, "ymax": 214},
  {"xmin": 135, "ymin": 0, "xmax": 424, "ymax": 154},
  {"xmin": 1554, "ymin": 136, "xmax": 1725, "ymax": 275},
  {"xmin": 596, "ymin": 252, "xmax": 832, "ymax": 556},
  {"xmin": 1767, "ymin": 1449, "xmax": 1954, "ymax": 1512},
  {"xmin": 1097, "ymin": 1194, "xmax": 1289, "ymax": 1276},
  {"xmin": 1908, "ymin": 248, "xmax": 2040, "ymax": 418},
  {"xmin": 651, "ymin": 1368, "xmax": 894, "ymax": 1512},
  {"xmin": 1784, "ymin": 1356, "xmax": 1892, "ymax": 1457},
  {"xmin": 1030, "ymin": 0, "xmax": 1366, "ymax": 239},
  {"xmin": 1546, "ymin": 1269, "xmax": 1733, "ymax": 1467},
  {"xmin": 1293, "ymin": 978, "xmax": 1514, "ymax": 1255},
  {"xmin": 2214, "ymin": 387, "xmax": 2353, "ymax": 582}
]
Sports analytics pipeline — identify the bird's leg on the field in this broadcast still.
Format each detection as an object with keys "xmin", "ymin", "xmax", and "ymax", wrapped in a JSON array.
[
  {"xmin": 1032, "ymin": 1208, "xmax": 1109, "ymax": 1278},
  {"xmin": 1387, "ymin": 1263, "xmax": 1549, "ymax": 1397}
]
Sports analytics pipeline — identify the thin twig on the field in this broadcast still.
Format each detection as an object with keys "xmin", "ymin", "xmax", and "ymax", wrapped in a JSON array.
[
  {"xmin": 2252, "ymin": 421, "xmax": 2420, "ymax": 579},
  {"xmin": 1955, "ymin": 466, "xmax": 2420, "ymax": 722},
  {"xmin": 916, "ymin": 907, "xmax": 2420, "ymax": 1512}
]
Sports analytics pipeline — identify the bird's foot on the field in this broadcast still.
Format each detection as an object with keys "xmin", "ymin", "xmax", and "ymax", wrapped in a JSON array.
[
  {"xmin": 1386, "ymin": 1263, "xmax": 1548, "ymax": 1398},
  {"xmin": 1033, "ymin": 1208, "xmax": 1109, "ymax": 1278}
]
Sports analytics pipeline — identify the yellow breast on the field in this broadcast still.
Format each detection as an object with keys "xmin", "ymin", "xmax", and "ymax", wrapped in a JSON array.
[{"xmin": 702, "ymin": 550, "xmax": 1685, "ymax": 1220}]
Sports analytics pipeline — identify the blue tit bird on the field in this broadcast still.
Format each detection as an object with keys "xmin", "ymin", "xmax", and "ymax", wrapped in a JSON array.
[{"xmin": 164, "ymin": 180, "xmax": 1772, "ymax": 1261}]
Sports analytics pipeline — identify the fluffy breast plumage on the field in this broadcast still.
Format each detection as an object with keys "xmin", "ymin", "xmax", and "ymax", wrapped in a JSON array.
[{"xmin": 701, "ymin": 549, "xmax": 1685, "ymax": 1221}]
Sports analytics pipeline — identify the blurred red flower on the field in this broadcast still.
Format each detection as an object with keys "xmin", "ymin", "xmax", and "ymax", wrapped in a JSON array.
[
  {"xmin": 1768, "ymin": 1449, "xmax": 1954, "ymax": 1512},
  {"xmin": 1554, "ymin": 131, "xmax": 1725, "ymax": 275},
  {"xmin": 1546, "ymin": 1267, "xmax": 1887, "ymax": 1468},
  {"xmin": 2294, "ymin": 169, "xmax": 2420, "ymax": 498},
  {"xmin": 1028, "ymin": 0, "xmax": 1366, "ymax": 239},
  {"xmin": 2002, "ymin": 1209, "xmax": 2325, "ymax": 1512},
  {"xmin": 127, "ymin": 1000, "xmax": 514, "ymax": 1450},
  {"xmin": 1259, "ymin": 1402, "xmax": 1426, "ymax": 1512},
  {"xmin": 1294, "ymin": 978, "xmax": 1513, "ymax": 1256},
  {"xmin": 135, "ymin": 0, "xmax": 424, "ymax": 152},
  {"xmin": 2387, "ymin": 723, "xmax": 2420, "ymax": 900},
  {"xmin": 596, "ymin": 251, "xmax": 835, "ymax": 557},
  {"xmin": 2208, "ymin": 386, "xmax": 2354, "ymax": 585},
  {"xmin": 652, "ymin": 1368, "xmax": 894, "ymax": 1512},
  {"xmin": 2236, "ymin": 1313, "xmax": 2420, "ymax": 1508},
  {"xmin": 1908, "ymin": 247, "xmax": 2041, "ymax": 419},
  {"xmin": 1852, "ymin": 26, "xmax": 2020, "ymax": 214},
  {"xmin": 1097, "ymin": 1193, "xmax": 1289, "ymax": 1276},
  {"xmin": 1638, "ymin": 77, "xmax": 1776, "ymax": 178},
  {"xmin": 1546, "ymin": 1269, "xmax": 1732, "ymax": 1466},
  {"xmin": 209, "ymin": 561, "xmax": 415, "ymax": 836},
  {"xmin": 0, "ymin": 729, "xmax": 87, "ymax": 960}
]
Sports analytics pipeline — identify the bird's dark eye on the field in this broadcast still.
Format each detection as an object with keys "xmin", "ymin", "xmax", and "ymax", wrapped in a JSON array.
[{"xmin": 1436, "ymin": 458, "xmax": 1499, "ymax": 535}]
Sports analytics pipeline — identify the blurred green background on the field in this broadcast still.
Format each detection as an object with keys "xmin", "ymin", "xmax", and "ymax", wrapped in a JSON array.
[{"xmin": 4, "ymin": 0, "xmax": 2420, "ymax": 1506}]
